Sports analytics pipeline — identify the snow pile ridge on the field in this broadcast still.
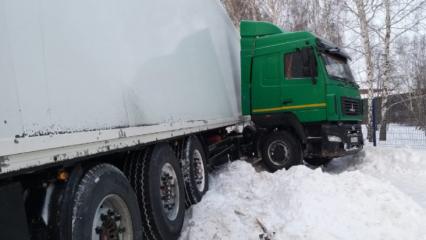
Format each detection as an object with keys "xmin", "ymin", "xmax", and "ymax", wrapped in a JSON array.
[
  {"xmin": 359, "ymin": 146, "xmax": 426, "ymax": 175},
  {"xmin": 180, "ymin": 160, "xmax": 426, "ymax": 240}
]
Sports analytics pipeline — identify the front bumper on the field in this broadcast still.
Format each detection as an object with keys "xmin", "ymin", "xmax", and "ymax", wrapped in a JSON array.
[{"xmin": 312, "ymin": 123, "xmax": 363, "ymax": 159}]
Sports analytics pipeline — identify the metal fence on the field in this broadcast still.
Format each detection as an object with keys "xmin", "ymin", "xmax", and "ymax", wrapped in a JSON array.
[
  {"xmin": 365, "ymin": 124, "xmax": 426, "ymax": 149},
  {"xmin": 365, "ymin": 96, "xmax": 426, "ymax": 149}
]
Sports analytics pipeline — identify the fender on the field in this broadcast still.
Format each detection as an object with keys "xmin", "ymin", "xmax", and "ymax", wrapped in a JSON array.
[{"xmin": 251, "ymin": 112, "xmax": 307, "ymax": 143}]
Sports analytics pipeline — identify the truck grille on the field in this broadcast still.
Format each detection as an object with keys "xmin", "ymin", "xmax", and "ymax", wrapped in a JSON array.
[{"xmin": 341, "ymin": 97, "xmax": 362, "ymax": 115}]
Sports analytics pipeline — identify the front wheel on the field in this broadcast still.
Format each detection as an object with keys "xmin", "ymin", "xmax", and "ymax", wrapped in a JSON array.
[
  {"xmin": 71, "ymin": 164, "xmax": 143, "ymax": 240},
  {"xmin": 261, "ymin": 131, "xmax": 302, "ymax": 172}
]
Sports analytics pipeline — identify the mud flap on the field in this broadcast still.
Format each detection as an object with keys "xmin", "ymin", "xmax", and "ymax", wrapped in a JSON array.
[{"xmin": 0, "ymin": 182, "xmax": 30, "ymax": 240}]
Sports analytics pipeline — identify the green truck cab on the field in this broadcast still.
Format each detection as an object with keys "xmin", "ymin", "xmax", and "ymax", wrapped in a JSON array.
[{"xmin": 241, "ymin": 21, "xmax": 363, "ymax": 171}]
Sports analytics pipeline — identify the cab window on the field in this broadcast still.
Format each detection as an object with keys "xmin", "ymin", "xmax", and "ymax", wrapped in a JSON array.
[{"xmin": 284, "ymin": 48, "xmax": 316, "ymax": 79}]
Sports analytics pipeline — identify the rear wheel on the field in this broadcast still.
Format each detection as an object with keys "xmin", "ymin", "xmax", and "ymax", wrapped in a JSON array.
[
  {"xmin": 182, "ymin": 136, "xmax": 209, "ymax": 207},
  {"xmin": 125, "ymin": 144, "xmax": 185, "ymax": 240},
  {"xmin": 261, "ymin": 131, "xmax": 302, "ymax": 172},
  {"xmin": 71, "ymin": 164, "xmax": 143, "ymax": 240}
]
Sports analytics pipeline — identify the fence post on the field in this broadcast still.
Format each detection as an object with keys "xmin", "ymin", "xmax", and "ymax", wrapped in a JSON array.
[{"xmin": 372, "ymin": 97, "xmax": 377, "ymax": 147}]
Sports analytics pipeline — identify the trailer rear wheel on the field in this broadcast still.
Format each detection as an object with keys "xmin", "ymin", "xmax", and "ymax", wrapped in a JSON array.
[
  {"xmin": 182, "ymin": 136, "xmax": 209, "ymax": 206},
  {"xmin": 262, "ymin": 131, "xmax": 302, "ymax": 172},
  {"xmin": 126, "ymin": 144, "xmax": 185, "ymax": 240},
  {"xmin": 71, "ymin": 164, "xmax": 143, "ymax": 240}
]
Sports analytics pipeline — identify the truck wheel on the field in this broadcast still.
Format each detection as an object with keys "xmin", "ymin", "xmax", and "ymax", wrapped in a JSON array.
[
  {"xmin": 261, "ymin": 131, "xmax": 302, "ymax": 172},
  {"xmin": 126, "ymin": 144, "xmax": 185, "ymax": 240},
  {"xmin": 71, "ymin": 164, "xmax": 143, "ymax": 240},
  {"xmin": 182, "ymin": 136, "xmax": 209, "ymax": 207},
  {"xmin": 49, "ymin": 165, "xmax": 84, "ymax": 240}
]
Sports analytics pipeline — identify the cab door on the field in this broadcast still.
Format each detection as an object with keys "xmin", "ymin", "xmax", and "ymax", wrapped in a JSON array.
[
  {"xmin": 281, "ymin": 47, "xmax": 326, "ymax": 122},
  {"xmin": 251, "ymin": 53, "xmax": 282, "ymax": 114}
]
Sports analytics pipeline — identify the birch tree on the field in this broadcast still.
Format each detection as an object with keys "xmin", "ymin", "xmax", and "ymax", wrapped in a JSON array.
[
  {"xmin": 375, "ymin": 0, "xmax": 426, "ymax": 140},
  {"xmin": 344, "ymin": 0, "xmax": 426, "ymax": 141},
  {"xmin": 344, "ymin": 0, "xmax": 377, "ymax": 141}
]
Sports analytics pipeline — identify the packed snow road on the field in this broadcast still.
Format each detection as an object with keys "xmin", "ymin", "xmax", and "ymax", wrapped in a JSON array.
[{"xmin": 180, "ymin": 146, "xmax": 426, "ymax": 240}]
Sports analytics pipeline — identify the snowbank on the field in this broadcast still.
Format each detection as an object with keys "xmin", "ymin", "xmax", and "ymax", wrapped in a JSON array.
[
  {"xmin": 328, "ymin": 146, "xmax": 426, "ymax": 208},
  {"xmin": 180, "ymin": 147, "xmax": 426, "ymax": 240}
]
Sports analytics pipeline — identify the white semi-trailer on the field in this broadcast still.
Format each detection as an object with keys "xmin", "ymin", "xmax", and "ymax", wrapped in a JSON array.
[{"xmin": 0, "ymin": 0, "xmax": 242, "ymax": 239}]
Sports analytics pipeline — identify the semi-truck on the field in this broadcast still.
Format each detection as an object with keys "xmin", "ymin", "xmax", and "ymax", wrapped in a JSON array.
[
  {"xmin": 0, "ymin": 1, "xmax": 363, "ymax": 240},
  {"xmin": 240, "ymin": 21, "xmax": 364, "ymax": 170}
]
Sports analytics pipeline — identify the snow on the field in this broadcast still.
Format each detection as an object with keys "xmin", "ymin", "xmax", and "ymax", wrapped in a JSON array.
[
  {"xmin": 332, "ymin": 146, "xmax": 426, "ymax": 208},
  {"xmin": 180, "ymin": 146, "xmax": 426, "ymax": 240}
]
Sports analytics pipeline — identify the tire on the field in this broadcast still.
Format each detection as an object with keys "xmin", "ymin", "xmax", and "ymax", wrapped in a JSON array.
[
  {"xmin": 49, "ymin": 165, "xmax": 84, "ymax": 240},
  {"xmin": 261, "ymin": 131, "xmax": 302, "ymax": 172},
  {"xmin": 305, "ymin": 158, "xmax": 332, "ymax": 166},
  {"xmin": 71, "ymin": 164, "xmax": 143, "ymax": 240},
  {"xmin": 182, "ymin": 136, "xmax": 209, "ymax": 207},
  {"xmin": 125, "ymin": 144, "xmax": 185, "ymax": 240}
]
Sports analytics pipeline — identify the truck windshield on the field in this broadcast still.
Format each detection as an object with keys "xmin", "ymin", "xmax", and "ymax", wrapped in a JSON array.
[{"xmin": 321, "ymin": 53, "xmax": 355, "ymax": 83}]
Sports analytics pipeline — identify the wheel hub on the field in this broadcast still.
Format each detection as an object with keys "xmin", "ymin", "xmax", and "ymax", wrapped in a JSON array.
[
  {"xmin": 95, "ymin": 210, "xmax": 124, "ymax": 240},
  {"xmin": 193, "ymin": 149, "xmax": 205, "ymax": 192},
  {"xmin": 92, "ymin": 194, "xmax": 133, "ymax": 240},
  {"xmin": 267, "ymin": 140, "xmax": 290, "ymax": 166},
  {"xmin": 160, "ymin": 163, "xmax": 180, "ymax": 221}
]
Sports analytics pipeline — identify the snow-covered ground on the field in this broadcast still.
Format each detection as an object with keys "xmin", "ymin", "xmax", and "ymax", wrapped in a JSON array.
[{"xmin": 180, "ymin": 145, "xmax": 426, "ymax": 240}]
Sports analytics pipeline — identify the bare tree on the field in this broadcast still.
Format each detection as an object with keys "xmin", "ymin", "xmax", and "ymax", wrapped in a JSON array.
[
  {"xmin": 344, "ymin": 0, "xmax": 426, "ymax": 141},
  {"xmin": 222, "ymin": 0, "xmax": 346, "ymax": 44},
  {"xmin": 311, "ymin": 0, "xmax": 346, "ymax": 45},
  {"xmin": 377, "ymin": 0, "xmax": 392, "ymax": 140},
  {"xmin": 375, "ymin": 0, "xmax": 426, "ymax": 140},
  {"xmin": 408, "ymin": 36, "xmax": 426, "ymax": 132},
  {"xmin": 220, "ymin": 0, "xmax": 261, "ymax": 28},
  {"xmin": 344, "ymin": 0, "xmax": 377, "ymax": 141},
  {"xmin": 257, "ymin": 0, "xmax": 287, "ymax": 27},
  {"xmin": 262, "ymin": 0, "xmax": 345, "ymax": 45}
]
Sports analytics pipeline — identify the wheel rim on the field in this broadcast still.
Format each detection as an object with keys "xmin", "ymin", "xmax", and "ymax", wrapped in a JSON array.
[
  {"xmin": 193, "ymin": 149, "xmax": 206, "ymax": 192},
  {"xmin": 92, "ymin": 194, "xmax": 133, "ymax": 240},
  {"xmin": 160, "ymin": 163, "xmax": 180, "ymax": 221},
  {"xmin": 267, "ymin": 140, "xmax": 290, "ymax": 166}
]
